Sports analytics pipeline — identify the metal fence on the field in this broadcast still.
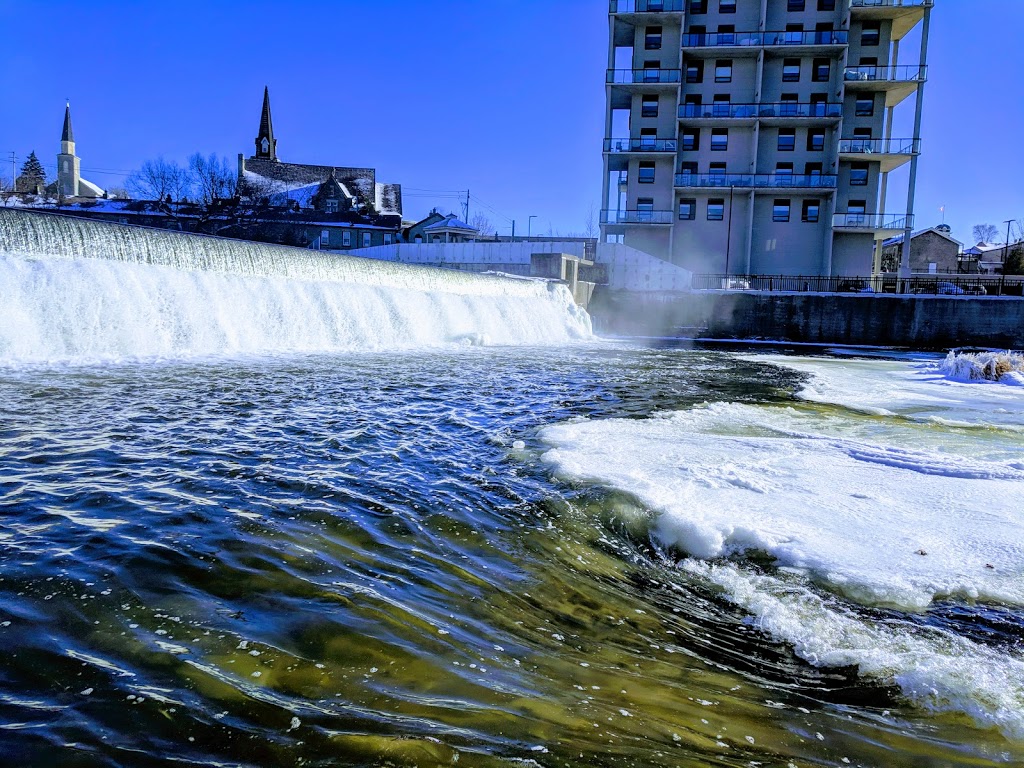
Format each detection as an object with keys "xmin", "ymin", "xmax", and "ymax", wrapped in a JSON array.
[{"xmin": 690, "ymin": 274, "xmax": 1024, "ymax": 297}]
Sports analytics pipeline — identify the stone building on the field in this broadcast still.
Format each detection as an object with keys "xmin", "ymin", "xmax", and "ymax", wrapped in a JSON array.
[{"xmin": 881, "ymin": 225, "xmax": 961, "ymax": 274}]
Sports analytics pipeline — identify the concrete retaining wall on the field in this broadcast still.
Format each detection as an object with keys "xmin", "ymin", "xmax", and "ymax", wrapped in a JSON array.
[{"xmin": 590, "ymin": 290, "xmax": 1024, "ymax": 349}]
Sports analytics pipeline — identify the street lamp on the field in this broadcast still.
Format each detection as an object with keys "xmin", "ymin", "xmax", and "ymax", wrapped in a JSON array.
[{"xmin": 528, "ymin": 215, "xmax": 538, "ymax": 242}]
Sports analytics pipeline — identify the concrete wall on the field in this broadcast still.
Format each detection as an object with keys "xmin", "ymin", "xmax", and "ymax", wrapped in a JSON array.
[{"xmin": 590, "ymin": 289, "xmax": 1024, "ymax": 350}]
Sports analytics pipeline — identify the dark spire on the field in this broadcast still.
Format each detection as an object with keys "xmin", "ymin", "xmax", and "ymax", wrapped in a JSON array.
[
  {"xmin": 255, "ymin": 86, "xmax": 277, "ymax": 161},
  {"xmin": 62, "ymin": 102, "xmax": 74, "ymax": 144}
]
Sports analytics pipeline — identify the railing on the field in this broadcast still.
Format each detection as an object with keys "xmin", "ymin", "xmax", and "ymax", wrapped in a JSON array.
[
  {"xmin": 679, "ymin": 102, "xmax": 842, "ymax": 119},
  {"xmin": 604, "ymin": 138, "xmax": 679, "ymax": 153},
  {"xmin": 838, "ymin": 137, "xmax": 921, "ymax": 155},
  {"xmin": 851, "ymin": 0, "xmax": 934, "ymax": 8},
  {"xmin": 610, "ymin": 0, "xmax": 685, "ymax": 12},
  {"xmin": 691, "ymin": 273, "xmax": 1021, "ymax": 297},
  {"xmin": 681, "ymin": 30, "xmax": 848, "ymax": 47},
  {"xmin": 833, "ymin": 213, "xmax": 913, "ymax": 230},
  {"xmin": 674, "ymin": 173, "xmax": 838, "ymax": 188},
  {"xmin": 607, "ymin": 68, "xmax": 681, "ymax": 85},
  {"xmin": 601, "ymin": 209, "xmax": 674, "ymax": 225},
  {"xmin": 844, "ymin": 65, "xmax": 928, "ymax": 83}
]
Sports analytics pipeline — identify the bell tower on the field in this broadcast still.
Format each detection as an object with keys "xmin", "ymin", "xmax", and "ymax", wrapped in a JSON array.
[
  {"xmin": 57, "ymin": 102, "xmax": 81, "ymax": 197},
  {"xmin": 255, "ymin": 86, "xmax": 278, "ymax": 162}
]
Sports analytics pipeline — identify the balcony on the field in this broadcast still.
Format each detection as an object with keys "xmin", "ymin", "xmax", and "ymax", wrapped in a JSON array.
[
  {"xmin": 844, "ymin": 65, "xmax": 927, "ymax": 107},
  {"xmin": 838, "ymin": 137, "xmax": 921, "ymax": 171},
  {"xmin": 680, "ymin": 30, "xmax": 848, "ymax": 55},
  {"xmin": 601, "ymin": 209, "xmax": 674, "ymax": 227},
  {"xmin": 675, "ymin": 173, "xmax": 838, "ymax": 190},
  {"xmin": 679, "ymin": 102, "xmax": 842, "ymax": 124},
  {"xmin": 607, "ymin": 68, "xmax": 681, "ymax": 86},
  {"xmin": 833, "ymin": 212, "xmax": 913, "ymax": 236},
  {"xmin": 604, "ymin": 138, "xmax": 678, "ymax": 153},
  {"xmin": 850, "ymin": 0, "xmax": 932, "ymax": 41},
  {"xmin": 610, "ymin": 0, "xmax": 684, "ymax": 13}
]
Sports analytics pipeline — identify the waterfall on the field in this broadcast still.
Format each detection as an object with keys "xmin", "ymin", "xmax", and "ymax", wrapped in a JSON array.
[{"xmin": 0, "ymin": 210, "xmax": 592, "ymax": 365}]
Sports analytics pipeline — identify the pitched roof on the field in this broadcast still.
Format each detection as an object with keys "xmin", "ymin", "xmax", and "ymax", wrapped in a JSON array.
[
  {"xmin": 882, "ymin": 226, "xmax": 963, "ymax": 248},
  {"xmin": 62, "ymin": 103, "xmax": 74, "ymax": 143},
  {"xmin": 423, "ymin": 214, "xmax": 478, "ymax": 232}
]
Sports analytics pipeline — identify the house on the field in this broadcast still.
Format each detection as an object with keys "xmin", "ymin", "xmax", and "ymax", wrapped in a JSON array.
[
  {"xmin": 881, "ymin": 225, "xmax": 962, "ymax": 274},
  {"xmin": 404, "ymin": 211, "xmax": 480, "ymax": 244}
]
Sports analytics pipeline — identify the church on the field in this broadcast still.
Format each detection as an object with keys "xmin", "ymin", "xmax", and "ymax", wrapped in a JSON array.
[
  {"xmin": 237, "ymin": 87, "xmax": 403, "ymax": 223},
  {"xmin": 56, "ymin": 103, "xmax": 105, "ymax": 199}
]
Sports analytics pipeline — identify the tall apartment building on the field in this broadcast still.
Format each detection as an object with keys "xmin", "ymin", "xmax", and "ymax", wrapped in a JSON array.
[{"xmin": 601, "ymin": 0, "xmax": 932, "ymax": 276}]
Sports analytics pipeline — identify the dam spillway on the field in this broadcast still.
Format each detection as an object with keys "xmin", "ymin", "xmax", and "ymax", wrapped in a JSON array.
[{"xmin": 0, "ymin": 209, "xmax": 591, "ymax": 364}]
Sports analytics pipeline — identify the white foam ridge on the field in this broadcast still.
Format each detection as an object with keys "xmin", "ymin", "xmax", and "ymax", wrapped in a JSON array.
[{"xmin": 0, "ymin": 211, "xmax": 591, "ymax": 364}]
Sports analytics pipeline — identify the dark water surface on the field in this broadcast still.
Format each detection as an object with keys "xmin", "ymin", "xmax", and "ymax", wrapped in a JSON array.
[{"xmin": 0, "ymin": 346, "xmax": 1019, "ymax": 767}]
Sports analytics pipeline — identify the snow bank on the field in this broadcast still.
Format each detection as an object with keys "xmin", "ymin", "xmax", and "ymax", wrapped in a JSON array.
[{"xmin": 940, "ymin": 350, "xmax": 1024, "ymax": 385}]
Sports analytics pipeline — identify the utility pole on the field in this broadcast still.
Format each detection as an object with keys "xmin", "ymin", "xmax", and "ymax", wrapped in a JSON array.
[
  {"xmin": 1005, "ymin": 219, "xmax": 1016, "ymax": 268},
  {"xmin": 528, "ymin": 215, "xmax": 537, "ymax": 242},
  {"xmin": 463, "ymin": 190, "xmax": 470, "ymax": 224},
  {"xmin": 7, "ymin": 152, "xmax": 16, "ymax": 193}
]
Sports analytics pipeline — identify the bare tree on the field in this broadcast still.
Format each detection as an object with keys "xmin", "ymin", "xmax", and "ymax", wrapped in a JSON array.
[
  {"xmin": 583, "ymin": 202, "xmax": 598, "ymax": 239},
  {"xmin": 469, "ymin": 213, "xmax": 495, "ymax": 236},
  {"xmin": 105, "ymin": 186, "xmax": 130, "ymax": 200},
  {"xmin": 188, "ymin": 153, "xmax": 236, "ymax": 205},
  {"xmin": 972, "ymin": 223, "xmax": 1000, "ymax": 244},
  {"xmin": 126, "ymin": 157, "xmax": 191, "ymax": 202}
]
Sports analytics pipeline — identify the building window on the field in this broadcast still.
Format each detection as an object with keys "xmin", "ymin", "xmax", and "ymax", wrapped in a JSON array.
[
  {"xmin": 802, "ymin": 199, "xmax": 821, "ymax": 223},
  {"xmin": 776, "ymin": 162, "xmax": 794, "ymax": 179},
  {"xmin": 689, "ymin": 0, "xmax": 707, "ymax": 13},
  {"xmin": 715, "ymin": 59, "xmax": 733, "ymax": 83},
  {"xmin": 709, "ymin": 162, "xmax": 727, "ymax": 178},
  {"xmin": 325, "ymin": 200, "xmax": 339, "ymax": 213},
  {"xmin": 645, "ymin": 26, "xmax": 663, "ymax": 50},
  {"xmin": 679, "ymin": 198, "xmax": 697, "ymax": 220},
  {"xmin": 788, "ymin": 0, "xmax": 805, "ymax": 10},
  {"xmin": 641, "ymin": 95, "xmax": 659, "ymax": 118},
  {"xmin": 782, "ymin": 59, "xmax": 801, "ymax": 82},
  {"xmin": 342, "ymin": 231, "xmax": 352, "ymax": 247},
  {"xmin": 711, "ymin": 128, "xmax": 729, "ymax": 151},
  {"xmin": 818, "ymin": 0, "xmax": 835, "ymax": 9},
  {"xmin": 862, "ymin": 21, "xmax": 881, "ymax": 46},
  {"xmin": 773, "ymin": 199, "xmax": 792, "ymax": 222},
  {"xmin": 637, "ymin": 198, "xmax": 654, "ymax": 221},
  {"xmin": 642, "ymin": 61, "xmax": 662, "ymax": 82},
  {"xmin": 778, "ymin": 129, "xmax": 796, "ymax": 151},
  {"xmin": 638, "ymin": 161, "xmax": 656, "ymax": 184},
  {"xmin": 720, "ymin": 0, "xmax": 736, "ymax": 13},
  {"xmin": 855, "ymin": 96, "xmax": 875, "ymax": 116},
  {"xmin": 717, "ymin": 23, "xmax": 736, "ymax": 45},
  {"xmin": 384, "ymin": 233, "xmax": 393, "ymax": 245},
  {"xmin": 812, "ymin": 58, "xmax": 830, "ymax": 82},
  {"xmin": 362, "ymin": 232, "xmax": 372, "ymax": 247},
  {"xmin": 708, "ymin": 199, "xmax": 725, "ymax": 221},
  {"xmin": 639, "ymin": 128, "xmax": 658, "ymax": 149},
  {"xmin": 712, "ymin": 94, "xmax": 732, "ymax": 117},
  {"xmin": 682, "ymin": 130, "xmax": 700, "ymax": 151},
  {"xmin": 805, "ymin": 162, "xmax": 823, "ymax": 178},
  {"xmin": 321, "ymin": 229, "xmax": 330, "ymax": 245},
  {"xmin": 850, "ymin": 162, "xmax": 869, "ymax": 186},
  {"xmin": 807, "ymin": 129, "xmax": 825, "ymax": 151},
  {"xmin": 686, "ymin": 60, "xmax": 704, "ymax": 84}
]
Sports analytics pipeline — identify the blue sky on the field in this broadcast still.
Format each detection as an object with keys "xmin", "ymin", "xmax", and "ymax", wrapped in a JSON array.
[{"xmin": 0, "ymin": 0, "xmax": 1021, "ymax": 242}]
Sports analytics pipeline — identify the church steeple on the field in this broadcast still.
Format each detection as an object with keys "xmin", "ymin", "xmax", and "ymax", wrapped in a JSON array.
[
  {"xmin": 61, "ymin": 102, "xmax": 75, "ymax": 155},
  {"xmin": 255, "ymin": 86, "xmax": 278, "ymax": 161}
]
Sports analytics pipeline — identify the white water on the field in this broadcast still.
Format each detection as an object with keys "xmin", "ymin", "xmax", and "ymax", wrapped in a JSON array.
[
  {"xmin": 0, "ymin": 211, "xmax": 591, "ymax": 364},
  {"xmin": 539, "ymin": 355, "xmax": 1024, "ymax": 739}
]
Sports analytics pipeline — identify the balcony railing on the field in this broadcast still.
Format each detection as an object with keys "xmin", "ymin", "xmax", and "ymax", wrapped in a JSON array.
[
  {"xmin": 610, "ymin": 0, "xmax": 684, "ymax": 12},
  {"xmin": 844, "ymin": 65, "xmax": 928, "ymax": 83},
  {"xmin": 601, "ymin": 209, "xmax": 674, "ymax": 225},
  {"xmin": 851, "ymin": 0, "xmax": 934, "ymax": 8},
  {"xmin": 681, "ymin": 30, "xmax": 848, "ymax": 47},
  {"xmin": 833, "ymin": 213, "xmax": 914, "ymax": 230},
  {"xmin": 674, "ymin": 173, "xmax": 838, "ymax": 189},
  {"xmin": 604, "ymin": 138, "xmax": 679, "ymax": 153},
  {"xmin": 838, "ymin": 137, "xmax": 921, "ymax": 155},
  {"xmin": 679, "ymin": 102, "xmax": 842, "ymax": 119},
  {"xmin": 607, "ymin": 68, "xmax": 681, "ymax": 85}
]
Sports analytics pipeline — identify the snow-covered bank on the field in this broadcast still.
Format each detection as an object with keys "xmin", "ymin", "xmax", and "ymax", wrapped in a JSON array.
[{"xmin": 940, "ymin": 350, "xmax": 1024, "ymax": 387}]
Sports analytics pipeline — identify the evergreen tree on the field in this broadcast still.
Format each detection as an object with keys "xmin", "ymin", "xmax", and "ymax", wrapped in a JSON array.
[
  {"xmin": 1004, "ymin": 246, "xmax": 1024, "ymax": 277},
  {"xmin": 17, "ymin": 151, "xmax": 47, "ymax": 193}
]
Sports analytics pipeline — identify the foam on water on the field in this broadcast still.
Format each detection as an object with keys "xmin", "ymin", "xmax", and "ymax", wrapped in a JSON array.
[
  {"xmin": 0, "ymin": 211, "xmax": 591, "ymax": 364},
  {"xmin": 539, "ymin": 354, "xmax": 1024, "ymax": 738}
]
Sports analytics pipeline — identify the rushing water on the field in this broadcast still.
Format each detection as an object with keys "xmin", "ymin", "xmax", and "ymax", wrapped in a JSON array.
[{"xmin": 2, "ymin": 213, "xmax": 1023, "ymax": 766}]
